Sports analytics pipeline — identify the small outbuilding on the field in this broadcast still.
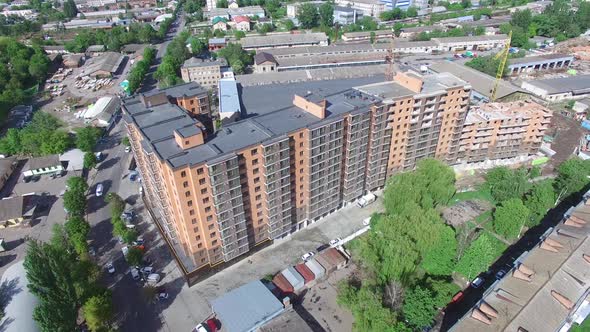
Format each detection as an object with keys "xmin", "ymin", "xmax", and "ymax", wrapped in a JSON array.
[
  {"xmin": 320, "ymin": 247, "xmax": 348, "ymax": 270},
  {"xmin": 211, "ymin": 280, "xmax": 285, "ymax": 332},
  {"xmin": 294, "ymin": 263, "xmax": 314, "ymax": 284},
  {"xmin": 0, "ymin": 196, "xmax": 34, "ymax": 228},
  {"xmin": 281, "ymin": 266, "xmax": 305, "ymax": 292},
  {"xmin": 0, "ymin": 156, "xmax": 18, "ymax": 191},
  {"xmin": 304, "ymin": 258, "xmax": 325, "ymax": 279},
  {"xmin": 23, "ymin": 155, "xmax": 63, "ymax": 177},
  {"xmin": 272, "ymin": 273, "xmax": 294, "ymax": 294},
  {"xmin": 253, "ymin": 52, "xmax": 278, "ymax": 73}
]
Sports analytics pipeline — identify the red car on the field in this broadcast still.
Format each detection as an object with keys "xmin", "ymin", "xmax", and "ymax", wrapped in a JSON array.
[{"xmin": 451, "ymin": 291, "xmax": 464, "ymax": 304}]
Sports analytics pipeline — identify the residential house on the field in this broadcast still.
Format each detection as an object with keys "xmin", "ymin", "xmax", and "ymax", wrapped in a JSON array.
[{"xmin": 253, "ymin": 52, "xmax": 278, "ymax": 73}]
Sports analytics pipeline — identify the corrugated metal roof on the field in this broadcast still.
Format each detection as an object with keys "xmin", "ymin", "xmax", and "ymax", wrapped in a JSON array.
[
  {"xmin": 314, "ymin": 254, "xmax": 336, "ymax": 273},
  {"xmin": 305, "ymin": 259, "xmax": 325, "ymax": 279},
  {"xmin": 281, "ymin": 266, "xmax": 305, "ymax": 292},
  {"xmin": 272, "ymin": 273, "xmax": 293, "ymax": 294},
  {"xmin": 294, "ymin": 263, "xmax": 314, "ymax": 284},
  {"xmin": 211, "ymin": 280, "xmax": 284, "ymax": 332}
]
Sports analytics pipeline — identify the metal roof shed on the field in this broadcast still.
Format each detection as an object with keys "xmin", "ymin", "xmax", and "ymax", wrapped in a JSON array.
[
  {"xmin": 210, "ymin": 280, "xmax": 284, "ymax": 332},
  {"xmin": 281, "ymin": 267, "xmax": 305, "ymax": 292},
  {"xmin": 321, "ymin": 248, "xmax": 347, "ymax": 270},
  {"xmin": 314, "ymin": 253, "xmax": 336, "ymax": 274},
  {"xmin": 272, "ymin": 273, "xmax": 294, "ymax": 294},
  {"xmin": 305, "ymin": 259, "xmax": 325, "ymax": 279},
  {"xmin": 294, "ymin": 263, "xmax": 314, "ymax": 284}
]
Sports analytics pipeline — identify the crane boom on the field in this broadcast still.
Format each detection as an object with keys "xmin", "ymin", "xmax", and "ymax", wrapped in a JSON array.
[{"xmin": 491, "ymin": 30, "xmax": 512, "ymax": 102}]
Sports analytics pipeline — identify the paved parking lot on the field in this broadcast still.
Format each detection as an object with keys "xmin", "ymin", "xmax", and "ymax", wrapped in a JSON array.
[{"xmin": 155, "ymin": 198, "xmax": 383, "ymax": 332}]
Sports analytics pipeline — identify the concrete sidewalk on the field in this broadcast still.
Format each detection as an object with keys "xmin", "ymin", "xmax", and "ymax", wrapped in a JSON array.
[{"xmin": 156, "ymin": 198, "xmax": 384, "ymax": 332}]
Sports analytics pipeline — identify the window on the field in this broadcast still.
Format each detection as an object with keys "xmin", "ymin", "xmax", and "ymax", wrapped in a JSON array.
[
  {"xmin": 191, "ymin": 218, "xmax": 197, "ymax": 224},
  {"xmin": 205, "ymin": 206, "xmax": 211, "ymax": 213},
  {"xmin": 201, "ymin": 188, "xmax": 207, "ymax": 194},
  {"xmin": 212, "ymin": 240, "xmax": 218, "ymax": 245},
  {"xmin": 185, "ymin": 191, "xmax": 191, "ymax": 197},
  {"xmin": 199, "ymin": 179, "xmax": 206, "ymax": 185},
  {"xmin": 203, "ymin": 197, "xmax": 209, "ymax": 204},
  {"xmin": 251, "ymin": 149, "xmax": 257, "ymax": 155},
  {"xmin": 197, "ymin": 168, "xmax": 204, "ymax": 175},
  {"xmin": 185, "ymin": 140, "xmax": 190, "ymax": 145},
  {"xmin": 210, "ymin": 232, "xmax": 216, "ymax": 238},
  {"xmin": 187, "ymin": 200, "xmax": 193, "ymax": 207},
  {"xmin": 208, "ymin": 224, "xmax": 215, "ymax": 230},
  {"xmin": 299, "ymin": 142, "xmax": 303, "ymax": 147},
  {"xmin": 256, "ymin": 203, "xmax": 262, "ymax": 209},
  {"xmin": 255, "ymin": 194, "xmax": 261, "ymax": 200},
  {"xmin": 198, "ymin": 243, "xmax": 202, "ymax": 248},
  {"xmin": 299, "ymin": 132, "xmax": 304, "ymax": 138},
  {"xmin": 255, "ymin": 186, "xmax": 260, "ymax": 192},
  {"xmin": 253, "ymin": 168, "xmax": 259, "ymax": 175},
  {"xmin": 183, "ymin": 181, "xmax": 189, "ymax": 188},
  {"xmin": 252, "ymin": 159, "xmax": 259, "ymax": 165},
  {"xmin": 193, "ymin": 227, "xmax": 199, "ymax": 232},
  {"xmin": 206, "ymin": 215, "xmax": 213, "ymax": 221},
  {"xmin": 195, "ymin": 235, "xmax": 201, "ymax": 240},
  {"xmin": 300, "ymin": 151, "xmax": 303, "ymax": 156},
  {"xmin": 189, "ymin": 210, "xmax": 195, "ymax": 216},
  {"xmin": 181, "ymin": 171, "xmax": 187, "ymax": 177},
  {"xmin": 254, "ymin": 177, "xmax": 260, "ymax": 183}
]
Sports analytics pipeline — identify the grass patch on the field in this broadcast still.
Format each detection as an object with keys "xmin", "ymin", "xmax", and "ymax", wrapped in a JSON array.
[
  {"xmin": 451, "ymin": 187, "xmax": 495, "ymax": 205},
  {"xmin": 571, "ymin": 315, "xmax": 590, "ymax": 332}
]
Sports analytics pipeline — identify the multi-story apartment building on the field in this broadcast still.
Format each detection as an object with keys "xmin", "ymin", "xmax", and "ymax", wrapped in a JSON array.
[
  {"xmin": 180, "ymin": 57, "xmax": 229, "ymax": 89},
  {"xmin": 457, "ymin": 101, "xmax": 552, "ymax": 163},
  {"xmin": 123, "ymin": 71, "xmax": 544, "ymax": 283}
]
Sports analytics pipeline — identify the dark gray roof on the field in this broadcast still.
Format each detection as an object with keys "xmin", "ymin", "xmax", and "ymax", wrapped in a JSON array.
[
  {"xmin": 508, "ymin": 53, "xmax": 574, "ymax": 66},
  {"xmin": 239, "ymin": 32, "xmax": 328, "ymax": 49},
  {"xmin": 211, "ymin": 280, "xmax": 284, "ymax": 332},
  {"xmin": 524, "ymin": 75, "xmax": 590, "ymax": 95},
  {"xmin": 85, "ymin": 52, "xmax": 125, "ymax": 74},
  {"xmin": 0, "ymin": 157, "xmax": 17, "ymax": 180},
  {"xmin": 254, "ymin": 52, "xmax": 277, "ymax": 65},
  {"xmin": 0, "ymin": 196, "xmax": 24, "ymax": 221},
  {"xmin": 156, "ymin": 82, "xmax": 208, "ymax": 98},
  {"xmin": 26, "ymin": 155, "xmax": 60, "ymax": 171},
  {"xmin": 124, "ymin": 77, "xmax": 381, "ymax": 168},
  {"xmin": 182, "ymin": 57, "xmax": 228, "ymax": 68},
  {"xmin": 121, "ymin": 43, "xmax": 147, "ymax": 53},
  {"xmin": 334, "ymin": 5, "xmax": 356, "ymax": 12}
]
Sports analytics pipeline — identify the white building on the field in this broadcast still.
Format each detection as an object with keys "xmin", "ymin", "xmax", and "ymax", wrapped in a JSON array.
[{"xmin": 218, "ymin": 78, "xmax": 241, "ymax": 123}]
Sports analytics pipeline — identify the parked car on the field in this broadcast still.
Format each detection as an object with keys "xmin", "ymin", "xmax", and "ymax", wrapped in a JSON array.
[
  {"xmin": 122, "ymin": 246, "xmax": 129, "ymax": 257},
  {"xmin": 146, "ymin": 273, "xmax": 161, "ymax": 284},
  {"xmin": 129, "ymin": 172, "xmax": 138, "ymax": 181},
  {"xmin": 329, "ymin": 238, "xmax": 342, "ymax": 247},
  {"xmin": 495, "ymin": 269, "xmax": 507, "ymax": 280},
  {"xmin": 450, "ymin": 291, "xmax": 464, "ymax": 304},
  {"xmin": 357, "ymin": 192, "xmax": 376, "ymax": 208},
  {"xmin": 125, "ymin": 146, "xmax": 131, "ymax": 153},
  {"xmin": 471, "ymin": 276, "xmax": 485, "ymax": 288},
  {"xmin": 158, "ymin": 292, "xmax": 169, "ymax": 300},
  {"xmin": 130, "ymin": 268, "xmax": 140, "ymax": 280},
  {"xmin": 141, "ymin": 266, "xmax": 154, "ymax": 275},
  {"xmin": 301, "ymin": 252, "xmax": 315, "ymax": 261},
  {"xmin": 132, "ymin": 237, "xmax": 144, "ymax": 246},
  {"xmin": 95, "ymin": 183, "xmax": 104, "ymax": 196},
  {"xmin": 95, "ymin": 152, "xmax": 103, "ymax": 161},
  {"xmin": 106, "ymin": 262, "xmax": 115, "ymax": 274}
]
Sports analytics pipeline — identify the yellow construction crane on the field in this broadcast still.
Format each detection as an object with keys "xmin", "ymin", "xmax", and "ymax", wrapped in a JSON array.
[{"xmin": 491, "ymin": 30, "xmax": 512, "ymax": 102}]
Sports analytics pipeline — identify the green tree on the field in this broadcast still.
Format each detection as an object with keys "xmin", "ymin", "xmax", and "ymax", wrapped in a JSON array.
[
  {"xmin": 510, "ymin": 9, "xmax": 532, "ymax": 30},
  {"xmin": 63, "ymin": 0, "xmax": 78, "ymax": 18},
  {"xmin": 83, "ymin": 292, "xmax": 113, "ymax": 332},
  {"xmin": 402, "ymin": 285, "xmax": 437, "ymax": 329},
  {"xmin": 83, "ymin": 152, "xmax": 98, "ymax": 169},
  {"xmin": 425, "ymin": 277, "xmax": 460, "ymax": 309},
  {"xmin": 105, "ymin": 192, "xmax": 125, "ymax": 216},
  {"xmin": 126, "ymin": 246, "xmax": 143, "ymax": 266},
  {"xmin": 122, "ymin": 229, "xmax": 138, "ymax": 244},
  {"xmin": 455, "ymin": 233, "xmax": 498, "ymax": 279},
  {"xmin": 318, "ymin": 2, "xmax": 334, "ymax": 27},
  {"xmin": 485, "ymin": 167, "xmax": 529, "ymax": 203},
  {"xmin": 524, "ymin": 180, "xmax": 555, "ymax": 227},
  {"xmin": 121, "ymin": 137, "xmax": 130, "ymax": 147},
  {"xmin": 284, "ymin": 19, "xmax": 295, "ymax": 31},
  {"xmin": 67, "ymin": 176, "xmax": 89, "ymax": 193},
  {"xmin": 63, "ymin": 189, "xmax": 87, "ymax": 216},
  {"xmin": 0, "ymin": 128, "xmax": 21, "ymax": 155},
  {"xmin": 406, "ymin": 6, "xmax": 418, "ymax": 17},
  {"xmin": 190, "ymin": 38, "xmax": 206, "ymax": 55},
  {"xmin": 76, "ymin": 126, "xmax": 102, "ymax": 152},
  {"xmin": 337, "ymin": 282, "xmax": 401, "ymax": 332},
  {"xmin": 554, "ymin": 158, "xmax": 590, "ymax": 199},
  {"xmin": 493, "ymin": 198, "xmax": 529, "ymax": 239},
  {"xmin": 64, "ymin": 215, "xmax": 90, "ymax": 255},
  {"xmin": 216, "ymin": 0, "xmax": 228, "ymax": 7},
  {"xmin": 297, "ymin": 3, "xmax": 319, "ymax": 29},
  {"xmin": 420, "ymin": 225, "xmax": 457, "ymax": 276}
]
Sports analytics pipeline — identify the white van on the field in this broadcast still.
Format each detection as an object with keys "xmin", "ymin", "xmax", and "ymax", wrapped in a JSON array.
[
  {"xmin": 130, "ymin": 268, "xmax": 140, "ymax": 280},
  {"xmin": 146, "ymin": 273, "xmax": 161, "ymax": 284},
  {"xmin": 357, "ymin": 192, "xmax": 376, "ymax": 208}
]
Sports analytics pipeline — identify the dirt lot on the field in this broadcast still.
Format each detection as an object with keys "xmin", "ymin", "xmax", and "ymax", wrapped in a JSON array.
[
  {"xmin": 299, "ymin": 264, "xmax": 356, "ymax": 332},
  {"xmin": 545, "ymin": 109, "xmax": 586, "ymax": 171}
]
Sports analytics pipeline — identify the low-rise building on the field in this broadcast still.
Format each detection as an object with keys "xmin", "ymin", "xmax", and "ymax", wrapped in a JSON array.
[
  {"xmin": 239, "ymin": 32, "xmax": 329, "ymax": 50},
  {"xmin": 83, "ymin": 52, "xmax": 125, "ymax": 78},
  {"xmin": 0, "ymin": 196, "xmax": 32, "ymax": 228},
  {"xmin": 573, "ymin": 98, "xmax": 590, "ymax": 120},
  {"xmin": 398, "ymin": 24, "xmax": 446, "ymax": 39},
  {"xmin": 86, "ymin": 44, "xmax": 106, "ymax": 56},
  {"xmin": 212, "ymin": 16, "xmax": 228, "ymax": 31},
  {"xmin": 333, "ymin": 6, "xmax": 362, "ymax": 25},
  {"xmin": 334, "ymin": 0, "xmax": 386, "ymax": 17},
  {"xmin": 63, "ymin": 54, "xmax": 84, "ymax": 68},
  {"xmin": 458, "ymin": 101, "xmax": 552, "ymax": 163},
  {"xmin": 530, "ymin": 35, "xmax": 554, "ymax": 47},
  {"xmin": 81, "ymin": 95, "xmax": 121, "ymax": 129},
  {"xmin": 23, "ymin": 155, "xmax": 63, "ymax": 177},
  {"xmin": 449, "ymin": 191, "xmax": 590, "ymax": 332},
  {"xmin": 211, "ymin": 280, "xmax": 286, "ymax": 332},
  {"xmin": 208, "ymin": 37, "xmax": 227, "ymax": 51},
  {"xmin": 521, "ymin": 75, "xmax": 590, "ymax": 102},
  {"xmin": 180, "ymin": 57, "xmax": 229, "ymax": 88},
  {"xmin": 253, "ymin": 52, "xmax": 278, "ymax": 73},
  {"xmin": 42, "ymin": 45, "xmax": 68, "ymax": 54},
  {"xmin": 79, "ymin": 9, "xmax": 125, "ymax": 19},
  {"xmin": 433, "ymin": 34, "xmax": 509, "ymax": 52},
  {"xmin": 393, "ymin": 39, "xmax": 438, "ymax": 54},
  {"xmin": 507, "ymin": 54, "xmax": 574, "ymax": 75},
  {"xmin": 0, "ymin": 157, "xmax": 17, "ymax": 193},
  {"xmin": 206, "ymin": 5, "xmax": 265, "ymax": 22},
  {"xmin": 232, "ymin": 15, "xmax": 250, "ymax": 31},
  {"xmin": 342, "ymin": 29, "xmax": 393, "ymax": 42}
]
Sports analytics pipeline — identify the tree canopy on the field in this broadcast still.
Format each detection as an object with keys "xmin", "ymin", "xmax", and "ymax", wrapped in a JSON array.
[
  {"xmin": 402, "ymin": 285, "xmax": 437, "ymax": 329},
  {"xmin": 297, "ymin": 3, "xmax": 320, "ymax": 29},
  {"xmin": 485, "ymin": 167, "xmax": 530, "ymax": 203},
  {"xmin": 216, "ymin": 43, "xmax": 253, "ymax": 74},
  {"xmin": 0, "ymin": 112, "xmax": 72, "ymax": 156},
  {"xmin": 455, "ymin": 233, "xmax": 501, "ymax": 279},
  {"xmin": 554, "ymin": 158, "xmax": 590, "ymax": 200},
  {"xmin": 524, "ymin": 180, "xmax": 555, "ymax": 227},
  {"xmin": 493, "ymin": 198, "xmax": 530, "ymax": 240}
]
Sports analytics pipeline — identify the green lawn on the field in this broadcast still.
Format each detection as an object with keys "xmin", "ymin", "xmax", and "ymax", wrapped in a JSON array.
[
  {"xmin": 451, "ymin": 187, "xmax": 495, "ymax": 205},
  {"xmin": 571, "ymin": 315, "xmax": 590, "ymax": 332}
]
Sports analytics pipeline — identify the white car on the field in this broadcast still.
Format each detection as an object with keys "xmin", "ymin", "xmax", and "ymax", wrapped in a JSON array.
[
  {"xmin": 194, "ymin": 324, "xmax": 208, "ymax": 332},
  {"xmin": 329, "ymin": 238, "xmax": 342, "ymax": 247},
  {"xmin": 130, "ymin": 268, "xmax": 140, "ymax": 281},
  {"xmin": 158, "ymin": 292, "xmax": 169, "ymax": 300},
  {"xmin": 141, "ymin": 266, "xmax": 154, "ymax": 275},
  {"xmin": 125, "ymin": 146, "xmax": 131, "ymax": 153},
  {"xmin": 106, "ymin": 262, "xmax": 115, "ymax": 274},
  {"xmin": 301, "ymin": 252, "xmax": 315, "ymax": 261},
  {"xmin": 95, "ymin": 183, "xmax": 104, "ymax": 196}
]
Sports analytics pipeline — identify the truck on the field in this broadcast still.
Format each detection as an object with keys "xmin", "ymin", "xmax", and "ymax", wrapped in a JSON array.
[{"xmin": 357, "ymin": 192, "xmax": 376, "ymax": 208}]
